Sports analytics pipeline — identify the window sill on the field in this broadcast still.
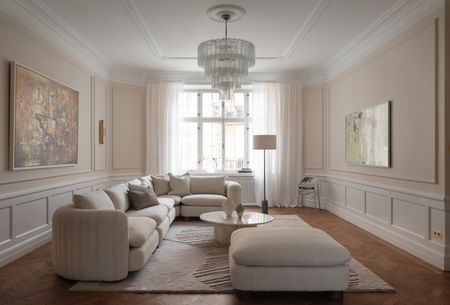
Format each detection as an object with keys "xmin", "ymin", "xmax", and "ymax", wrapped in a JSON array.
[{"xmin": 188, "ymin": 171, "xmax": 254, "ymax": 177}]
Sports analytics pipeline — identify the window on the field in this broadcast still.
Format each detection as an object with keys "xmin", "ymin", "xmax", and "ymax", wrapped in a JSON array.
[{"xmin": 179, "ymin": 90, "xmax": 251, "ymax": 171}]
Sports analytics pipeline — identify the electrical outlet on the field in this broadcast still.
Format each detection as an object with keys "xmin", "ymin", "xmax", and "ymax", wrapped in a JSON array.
[{"xmin": 432, "ymin": 229, "xmax": 442, "ymax": 240}]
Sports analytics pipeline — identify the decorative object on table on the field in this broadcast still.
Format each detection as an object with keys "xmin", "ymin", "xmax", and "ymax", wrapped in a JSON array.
[
  {"xmin": 253, "ymin": 134, "xmax": 276, "ymax": 214},
  {"xmin": 235, "ymin": 203, "xmax": 245, "ymax": 218},
  {"xmin": 99, "ymin": 120, "xmax": 104, "ymax": 144},
  {"xmin": 345, "ymin": 101, "xmax": 391, "ymax": 167},
  {"xmin": 222, "ymin": 198, "xmax": 235, "ymax": 218},
  {"xmin": 198, "ymin": 5, "xmax": 255, "ymax": 101},
  {"xmin": 297, "ymin": 176, "xmax": 321, "ymax": 209},
  {"xmin": 9, "ymin": 61, "xmax": 79, "ymax": 170}
]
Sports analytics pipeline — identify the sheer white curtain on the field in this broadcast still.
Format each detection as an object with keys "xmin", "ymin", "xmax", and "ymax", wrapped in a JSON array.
[
  {"xmin": 252, "ymin": 81, "xmax": 303, "ymax": 207},
  {"xmin": 146, "ymin": 81, "xmax": 183, "ymax": 174}
]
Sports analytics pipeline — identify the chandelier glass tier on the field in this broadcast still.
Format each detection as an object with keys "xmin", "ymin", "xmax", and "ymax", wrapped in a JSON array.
[{"xmin": 198, "ymin": 10, "xmax": 255, "ymax": 101}]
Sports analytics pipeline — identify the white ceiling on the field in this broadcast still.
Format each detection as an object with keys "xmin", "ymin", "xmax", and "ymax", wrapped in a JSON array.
[{"xmin": 0, "ymin": 0, "xmax": 442, "ymax": 83}]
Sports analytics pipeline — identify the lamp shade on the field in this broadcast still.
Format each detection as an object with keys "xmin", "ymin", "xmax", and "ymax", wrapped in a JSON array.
[{"xmin": 253, "ymin": 135, "xmax": 276, "ymax": 150}]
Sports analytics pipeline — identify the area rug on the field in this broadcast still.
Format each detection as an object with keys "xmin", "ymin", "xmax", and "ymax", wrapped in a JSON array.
[{"xmin": 71, "ymin": 215, "xmax": 394, "ymax": 293}]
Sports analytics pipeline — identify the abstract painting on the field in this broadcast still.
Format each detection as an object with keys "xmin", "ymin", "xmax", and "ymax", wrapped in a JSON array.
[
  {"xmin": 345, "ymin": 101, "xmax": 391, "ymax": 167},
  {"xmin": 10, "ymin": 62, "xmax": 79, "ymax": 170}
]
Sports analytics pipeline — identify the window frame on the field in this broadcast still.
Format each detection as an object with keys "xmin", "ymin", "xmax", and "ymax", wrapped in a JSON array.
[{"xmin": 181, "ymin": 89, "xmax": 252, "ymax": 172}]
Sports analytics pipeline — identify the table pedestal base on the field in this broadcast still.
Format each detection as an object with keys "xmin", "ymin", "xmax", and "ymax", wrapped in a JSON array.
[{"xmin": 214, "ymin": 224, "xmax": 256, "ymax": 244}]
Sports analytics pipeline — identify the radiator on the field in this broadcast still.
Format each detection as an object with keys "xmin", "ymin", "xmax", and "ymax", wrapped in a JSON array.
[{"xmin": 226, "ymin": 175, "xmax": 255, "ymax": 204}]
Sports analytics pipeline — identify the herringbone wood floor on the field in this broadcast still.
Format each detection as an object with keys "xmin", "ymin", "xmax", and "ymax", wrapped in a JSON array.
[{"xmin": 0, "ymin": 207, "xmax": 449, "ymax": 305}]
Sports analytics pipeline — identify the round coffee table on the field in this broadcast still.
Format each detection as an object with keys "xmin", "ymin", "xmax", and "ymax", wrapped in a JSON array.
[{"xmin": 200, "ymin": 211, "xmax": 274, "ymax": 244}]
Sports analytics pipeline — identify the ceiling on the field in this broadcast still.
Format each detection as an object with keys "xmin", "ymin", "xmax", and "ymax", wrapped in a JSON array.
[{"xmin": 0, "ymin": 0, "xmax": 441, "ymax": 83}]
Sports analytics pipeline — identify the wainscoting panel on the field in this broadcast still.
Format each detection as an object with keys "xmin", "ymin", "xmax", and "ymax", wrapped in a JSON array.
[
  {"xmin": 0, "ymin": 176, "xmax": 110, "ymax": 268},
  {"xmin": 346, "ymin": 187, "xmax": 365, "ymax": 213},
  {"xmin": 14, "ymin": 198, "xmax": 48, "ymax": 238},
  {"xmin": 0, "ymin": 207, "xmax": 11, "ymax": 245},
  {"xmin": 366, "ymin": 192, "xmax": 391, "ymax": 224},
  {"xmin": 392, "ymin": 198, "xmax": 428, "ymax": 239},
  {"xmin": 322, "ymin": 176, "xmax": 448, "ymax": 270}
]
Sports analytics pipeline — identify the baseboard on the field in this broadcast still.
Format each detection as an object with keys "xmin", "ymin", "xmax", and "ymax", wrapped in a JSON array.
[
  {"xmin": 0, "ymin": 229, "xmax": 51, "ymax": 268},
  {"xmin": 324, "ymin": 199, "xmax": 447, "ymax": 270}
]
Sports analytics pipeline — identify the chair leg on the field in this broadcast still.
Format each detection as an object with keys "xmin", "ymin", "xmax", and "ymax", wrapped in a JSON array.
[
  {"xmin": 317, "ymin": 187, "xmax": 321, "ymax": 210},
  {"xmin": 313, "ymin": 192, "xmax": 317, "ymax": 209}
]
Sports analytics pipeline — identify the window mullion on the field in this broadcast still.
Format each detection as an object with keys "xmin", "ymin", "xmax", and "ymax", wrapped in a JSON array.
[
  {"xmin": 197, "ymin": 92, "xmax": 203, "ymax": 170},
  {"xmin": 221, "ymin": 100, "xmax": 225, "ymax": 170}
]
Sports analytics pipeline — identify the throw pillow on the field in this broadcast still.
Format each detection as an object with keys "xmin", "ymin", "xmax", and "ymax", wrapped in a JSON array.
[
  {"xmin": 139, "ymin": 176, "xmax": 155, "ymax": 192},
  {"xmin": 150, "ymin": 175, "xmax": 170, "ymax": 196},
  {"xmin": 189, "ymin": 176, "xmax": 226, "ymax": 195},
  {"xmin": 168, "ymin": 173, "xmax": 191, "ymax": 196},
  {"xmin": 73, "ymin": 191, "xmax": 115, "ymax": 210},
  {"xmin": 128, "ymin": 183, "xmax": 159, "ymax": 210}
]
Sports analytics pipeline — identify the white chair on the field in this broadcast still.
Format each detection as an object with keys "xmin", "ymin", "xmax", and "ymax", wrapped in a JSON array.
[{"xmin": 297, "ymin": 177, "xmax": 321, "ymax": 209}]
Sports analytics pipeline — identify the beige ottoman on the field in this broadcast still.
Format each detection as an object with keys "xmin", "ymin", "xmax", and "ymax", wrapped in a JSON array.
[{"xmin": 229, "ymin": 227, "xmax": 351, "ymax": 299}]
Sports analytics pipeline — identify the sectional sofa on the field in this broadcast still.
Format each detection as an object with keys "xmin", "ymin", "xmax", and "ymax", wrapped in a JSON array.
[{"xmin": 52, "ymin": 175, "xmax": 241, "ymax": 281}]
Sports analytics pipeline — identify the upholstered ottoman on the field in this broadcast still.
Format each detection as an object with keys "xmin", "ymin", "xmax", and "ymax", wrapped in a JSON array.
[{"xmin": 229, "ymin": 227, "xmax": 351, "ymax": 299}]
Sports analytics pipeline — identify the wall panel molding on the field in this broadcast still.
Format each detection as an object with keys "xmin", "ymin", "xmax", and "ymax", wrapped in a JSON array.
[{"xmin": 320, "ymin": 175, "xmax": 448, "ymax": 270}]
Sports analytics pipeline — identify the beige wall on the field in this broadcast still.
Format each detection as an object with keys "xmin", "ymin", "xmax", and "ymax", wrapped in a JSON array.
[
  {"xmin": 302, "ymin": 7, "xmax": 448, "ymax": 269},
  {"xmin": 109, "ymin": 83, "xmax": 146, "ymax": 176},
  {"xmin": 304, "ymin": 10, "xmax": 445, "ymax": 195},
  {"xmin": 0, "ymin": 10, "xmax": 109, "ymax": 195}
]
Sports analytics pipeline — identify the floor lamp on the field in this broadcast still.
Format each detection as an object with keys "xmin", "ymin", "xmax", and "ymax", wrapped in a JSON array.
[{"xmin": 253, "ymin": 135, "xmax": 276, "ymax": 214}]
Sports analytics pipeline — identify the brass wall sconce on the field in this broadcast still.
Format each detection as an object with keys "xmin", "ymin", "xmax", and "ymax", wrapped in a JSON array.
[{"xmin": 99, "ymin": 120, "xmax": 104, "ymax": 144}]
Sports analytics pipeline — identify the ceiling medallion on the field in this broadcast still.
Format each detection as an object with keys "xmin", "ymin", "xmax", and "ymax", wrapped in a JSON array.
[{"xmin": 198, "ymin": 5, "xmax": 255, "ymax": 101}]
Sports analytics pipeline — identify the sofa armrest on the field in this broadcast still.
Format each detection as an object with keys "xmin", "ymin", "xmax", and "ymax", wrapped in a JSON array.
[
  {"xmin": 52, "ymin": 204, "xmax": 129, "ymax": 281},
  {"xmin": 225, "ymin": 181, "xmax": 241, "ymax": 205}
]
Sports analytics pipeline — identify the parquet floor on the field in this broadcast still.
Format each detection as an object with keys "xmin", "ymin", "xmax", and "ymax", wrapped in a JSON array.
[{"xmin": 0, "ymin": 207, "xmax": 449, "ymax": 305}]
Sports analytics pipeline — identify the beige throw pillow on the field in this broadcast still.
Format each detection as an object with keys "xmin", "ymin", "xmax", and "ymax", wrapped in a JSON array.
[
  {"xmin": 73, "ymin": 191, "xmax": 115, "ymax": 210},
  {"xmin": 190, "ymin": 176, "xmax": 226, "ymax": 195},
  {"xmin": 128, "ymin": 184, "xmax": 159, "ymax": 210},
  {"xmin": 150, "ymin": 175, "xmax": 170, "ymax": 196},
  {"xmin": 168, "ymin": 173, "xmax": 191, "ymax": 196}
]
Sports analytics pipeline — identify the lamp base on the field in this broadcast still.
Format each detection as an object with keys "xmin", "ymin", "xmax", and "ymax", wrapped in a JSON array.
[{"xmin": 261, "ymin": 200, "xmax": 268, "ymax": 214}]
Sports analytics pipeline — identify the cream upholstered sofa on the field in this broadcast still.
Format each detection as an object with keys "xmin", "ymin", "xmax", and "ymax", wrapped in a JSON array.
[{"xmin": 52, "ymin": 174, "xmax": 241, "ymax": 281}]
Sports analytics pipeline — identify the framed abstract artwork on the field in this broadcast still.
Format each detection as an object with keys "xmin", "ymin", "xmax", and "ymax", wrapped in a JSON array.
[
  {"xmin": 345, "ymin": 101, "xmax": 391, "ymax": 168},
  {"xmin": 9, "ymin": 62, "xmax": 79, "ymax": 170}
]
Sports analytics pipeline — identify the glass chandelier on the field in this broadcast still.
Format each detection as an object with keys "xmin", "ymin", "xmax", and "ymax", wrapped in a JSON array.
[{"xmin": 198, "ymin": 13, "xmax": 255, "ymax": 101}]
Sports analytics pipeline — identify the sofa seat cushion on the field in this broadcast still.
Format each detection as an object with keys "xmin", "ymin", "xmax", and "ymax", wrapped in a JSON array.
[
  {"xmin": 126, "ymin": 205, "xmax": 168, "ymax": 225},
  {"xmin": 181, "ymin": 194, "xmax": 226, "ymax": 206},
  {"xmin": 158, "ymin": 195, "xmax": 181, "ymax": 205},
  {"xmin": 157, "ymin": 197, "xmax": 175, "ymax": 211},
  {"xmin": 230, "ymin": 228, "xmax": 351, "ymax": 267},
  {"xmin": 104, "ymin": 184, "xmax": 130, "ymax": 212},
  {"xmin": 128, "ymin": 217, "xmax": 156, "ymax": 248},
  {"xmin": 73, "ymin": 191, "xmax": 115, "ymax": 210}
]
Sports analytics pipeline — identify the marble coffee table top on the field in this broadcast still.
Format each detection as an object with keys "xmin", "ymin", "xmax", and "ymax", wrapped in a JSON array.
[{"xmin": 200, "ymin": 211, "xmax": 273, "ymax": 226}]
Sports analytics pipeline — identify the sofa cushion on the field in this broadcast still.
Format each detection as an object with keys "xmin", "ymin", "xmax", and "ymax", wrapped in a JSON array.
[
  {"xmin": 151, "ymin": 175, "xmax": 170, "ymax": 196},
  {"xmin": 168, "ymin": 173, "xmax": 191, "ymax": 196},
  {"xmin": 139, "ymin": 176, "xmax": 155, "ymax": 192},
  {"xmin": 157, "ymin": 197, "xmax": 175, "ymax": 211},
  {"xmin": 73, "ymin": 191, "xmax": 115, "ymax": 210},
  {"xmin": 126, "ymin": 205, "xmax": 168, "ymax": 225},
  {"xmin": 128, "ymin": 178, "xmax": 143, "ymax": 186},
  {"xmin": 128, "ymin": 217, "xmax": 156, "ymax": 248},
  {"xmin": 128, "ymin": 183, "xmax": 159, "ymax": 210},
  {"xmin": 158, "ymin": 194, "xmax": 181, "ymax": 205},
  {"xmin": 104, "ymin": 184, "xmax": 130, "ymax": 212},
  {"xmin": 230, "ymin": 228, "xmax": 352, "ymax": 267},
  {"xmin": 181, "ymin": 194, "xmax": 227, "ymax": 206},
  {"xmin": 190, "ymin": 176, "xmax": 225, "ymax": 195}
]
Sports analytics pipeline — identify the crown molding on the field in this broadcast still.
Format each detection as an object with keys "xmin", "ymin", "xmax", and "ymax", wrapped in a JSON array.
[
  {"xmin": 121, "ymin": 0, "xmax": 163, "ymax": 59},
  {"xmin": 283, "ymin": 0, "xmax": 332, "ymax": 58},
  {"xmin": 324, "ymin": 0, "xmax": 443, "ymax": 81},
  {"xmin": 299, "ymin": 67, "xmax": 328, "ymax": 86},
  {"xmin": 0, "ymin": 0, "xmax": 111, "ymax": 78}
]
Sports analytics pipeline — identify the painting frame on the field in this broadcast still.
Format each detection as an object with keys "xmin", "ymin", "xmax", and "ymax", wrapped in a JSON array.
[
  {"xmin": 9, "ymin": 61, "xmax": 79, "ymax": 170},
  {"xmin": 345, "ymin": 101, "xmax": 391, "ymax": 168}
]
